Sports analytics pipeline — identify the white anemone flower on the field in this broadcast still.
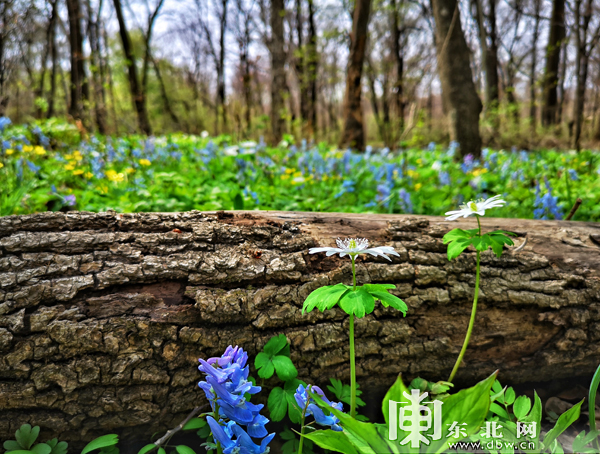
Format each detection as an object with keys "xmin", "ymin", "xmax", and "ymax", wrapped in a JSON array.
[
  {"xmin": 309, "ymin": 238, "xmax": 400, "ymax": 261},
  {"xmin": 445, "ymin": 195, "xmax": 506, "ymax": 221},
  {"xmin": 223, "ymin": 146, "xmax": 239, "ymax": 157},
  {"xmin": 201, "ymin": 130, "xmax": 210, "ymax": 139}
]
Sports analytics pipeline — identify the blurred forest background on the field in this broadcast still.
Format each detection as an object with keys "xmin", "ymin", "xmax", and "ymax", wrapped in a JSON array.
[{"xmin": 1, "ymin": 0, "xmax": 600, "ymax": 155}]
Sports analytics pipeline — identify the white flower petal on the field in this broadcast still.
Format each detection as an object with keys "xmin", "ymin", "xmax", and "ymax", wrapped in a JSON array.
[
  {"xmin": 326, "ymin": 249, "xmax": 344, "ymax": 256},
  {"xmin": 309, "ymin": 247, "xmax": 337, "ymax": 254}
]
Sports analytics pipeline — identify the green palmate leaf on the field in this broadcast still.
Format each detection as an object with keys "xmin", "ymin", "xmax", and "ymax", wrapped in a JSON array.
[
  {"xmin": 382, "ymin": 375, "xmax": 411, "ymax": 427},
  {"xmin": 284, "ymin": 379, "xmax": 306, "ymax": 424},
  {"xmin": 175, "ymin": 445, "xmax": 196, "ymax": 454},
  {"xmin": 182, "ymin": 418, "xmax": 206, "ymax": 431},
  {"xmin": 268, "ymin": 387, "xmax": 287, "ymax": 421},
  {"xmin": 442, "ymin": 228, "xmax": 481, "ymax": 243},
  {"xmin": 338, "ymin": 287, "xmax": 375, "ymax": 318},
  {"xmin": 3, "ymin": 451, "xmax": 36, "ymax": 454},
  {"xmin": 80, "ymin": 435, "xmax": 119, "ymax": 454},
  {"xmin": 15, "ymin": 425, "xmax": 39, "ymax": 450},
  {"xmin": 30, "ymin": 445, "xmax": 51, "ymax": 454},
  {"xmin": 263, "ymin": 334, "xmax": 288, "ymax": 356},
  {"xmin": 254, "ymin": 352, "xmax": 275, "ymax": 379},
  {"xmin": 303, "ymin": 284, "xmax": 350, "ymax": 314},
  {"xmin": 543, "ymin": 399, "xmax": 584, "ymax": 448},
  {"xmin": 302, "ymin": 430, "xmax": 360, "ymax": 454},
  {"xmin": 271, "ymin": 355, "xmax": 298, "ymax": 381},
  {"xmin": 327, "ymin": 379, "xmax": 365, "ymax": 408},
  {"xmin": 513, "ymin": 395, "xmax": 532, "ymax": 420},
  {"xmin": 363, "ymin": 284, "xmax": 396, "ymax": 293},
  {"xmin": 369, "ymin": 291, "xmax": 407, "ymax": 315},
  {"xmin": 572, "ymin": 429, "xmax": 600, "ymax": 453},
  {"xmin": 504, "ymin": 387, "xmax": 516, "ymax": 405},
  {"xmin": 446, "ymin": 237, "xmax": 473, "ymax": 261},
  {"xmin": 489, "ymin": 402, "xmax": 510, "ymax": 419},
  {"xmin": 487, "ymin": 230, "xmax": 517, "ymax": 237}
]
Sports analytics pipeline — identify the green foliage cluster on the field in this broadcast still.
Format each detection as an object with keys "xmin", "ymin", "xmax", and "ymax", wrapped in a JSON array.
[{"xmin": 1, "ymin": 119, "xmax": 600, "ymax": 220}]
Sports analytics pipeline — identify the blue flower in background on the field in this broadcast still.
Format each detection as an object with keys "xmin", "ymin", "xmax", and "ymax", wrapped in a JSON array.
[
  {"xmin": 438, "ymin": 171, "xmax": 451, "ymax": 187},
  {"xmin": 568, "ymin": 169, "xmax": 578, "ymax": 180},
  {"xmin": 294, "ymin": 385, "xmax": 344, "ymax": 431},
  {"xmin": 398, "ymin": 189, "xmax": 413, "ymax": 213},
  {"xmin": 428, "ymin": 142, "xmax": 436, "ymax": 152},
  {"xmin": 533, "ymin": 177, "xmax": 563, "ymax": 220},
  {"xmin": 64, "ymin": 195, "xmax": 76, "ymax": 206},
  {"xmin": 461, "ymin": 154, "xmax": 475, "ymax": 173},
  {"xmin": 26, "ymin": 160, "xmax": 41, "ymax": 174},
  {"xmin": 519, "ymin": 150, "xmax": 529, "ymax": 161},
  {"xmin": 335, "ymin": 179, "xmax": 356, "ymax": 199},
  {"xmin": 0, "ymin": 117, "xmax": 11, "ymax": 134},
  {"xmin": 32, "ymin": 126, "xmax": 50, "ymax": 148},
  {"xmin": 376, "ymin": 183, "xmax": 392, "ymax": 207}
]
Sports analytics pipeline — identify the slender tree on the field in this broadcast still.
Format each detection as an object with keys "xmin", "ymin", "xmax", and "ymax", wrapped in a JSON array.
[
  {"xmin": 112, "ymin": 0, "xmax": 152, "ymax": 134},
  {"xmin": 541, "ymin": 0, "xmax": 565, "ymax": 126},
  {"xmin": 431, "ymin": 0, "xmax": 483, "ymax": 158},
  {"xmin": 339, "ymin": 0, "xmax": 372, "ymax": 150},
  {"xmin": 66, "ymin": 0, "xmax": 89, "ymax": 122},
  {"xmin": 86, "ymin": 0, "xmax": 108, "ymax": 133},
  {"xmin": 266, "ymin": 0, "xmax": 286, "ymax": 142}
]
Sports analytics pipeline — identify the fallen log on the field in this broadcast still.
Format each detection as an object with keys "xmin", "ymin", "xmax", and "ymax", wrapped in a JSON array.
[{"xmin": 0, "ymin": 210, "xmax": 599, "ymax": 446}]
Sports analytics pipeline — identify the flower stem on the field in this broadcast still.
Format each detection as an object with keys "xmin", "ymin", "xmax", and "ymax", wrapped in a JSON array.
[
  {"xmin": 448, "ymin": 217, "xmax": 482, "ymax": 383},
  {"xmin": 349, "ymin": 313, "xmax": 356, "ymax": 418},
  {"xmin": 350, "ymin": 257, "xmax": 357, "ymax": 417},
  {"xmin": 298, "ymin": 386, "xmax": 312, "ymax": 454}
]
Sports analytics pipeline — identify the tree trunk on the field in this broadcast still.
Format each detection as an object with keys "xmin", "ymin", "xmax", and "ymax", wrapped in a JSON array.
[
  {"xmin": 66, "ymin": 0, "xmax": 89, "ymax": 123},
  {"xmin": 112, "ymin": 0, "xmax": 152, "ymax": 135},
  {"xmin": 431, "ymin": 0, "xmax": 483, "ymax": 158},
  {"xmin": 216, "ymin": 0, "xmax": 228, "ymax": 134},
  {"xmin": 152, "ymin": 58, "xmax": 181, "ymax": 128},
  {"xmin": 86, "ymin": 0, "xmax": 108, "ymax": 134},
  {"xmin": 47, "ymin": 0, "xmax": 59, "ymax": 119},
  {"xmin": 36, "ymin": 0, "xmax": 58, "ymax": 119},
  {"xmin": 1, "ymin": 211, "xmax": 600, "ymax": 447},
  {"xmin": 339, "ymin": 0, "xmax": 372, "ymax": 150},
  {"xmin": 472, "ymin": 0, "xmax": 499, "ymax": 111},
  {"xmin": 391, "ymin": 0, "xmax": 405, "ymax": 133},
  {"xmin": 306, "ymin": 0, "xmax": 318, "ymax": 138},
  {"xmin": 541, "ymin": 0, "xmax": 565, "ymax": 127},
  {"xmin": 269, "ymin": 0, "xmax": 286, "ymax": 143},
  {"xmin": 529, "ymin": 0, "xmax": 541, "ymax": 131}
]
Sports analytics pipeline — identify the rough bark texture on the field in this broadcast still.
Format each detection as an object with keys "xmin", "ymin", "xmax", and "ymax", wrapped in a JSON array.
[
  {"xmin": 1, "ymin": 211, "xmax": 600, "ymax": 447},
  {"xmin": 269, "ymin": 0, "xmax": 286, "ymax": 143},
  {"xmin": 431, "ymin": 0, "xmax": 483, "ymax": 158},
  {"xmin": 66, "ymin": 0, "xmax": 89, "ymax": 123}
]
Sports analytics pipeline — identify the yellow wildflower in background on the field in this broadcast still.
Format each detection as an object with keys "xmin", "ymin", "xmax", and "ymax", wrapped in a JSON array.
[
  {"xmin": 416, "ymin": 158, "xmax": 423, "ymax": 165},
  {"xmin": 72, "ymin": 169, "xmax": 84, "ymax": 176},
  {"xmin": 105, "ymin": 169, "xmax": 125, "ymax": 183},
  {"xmin": 0, "ymin": 162, "xmax": 4, "ymax": 169},
  {"xmin": 284, "ymin": 167, "xmax": 295, "ymax": 174},
  {"xmin": 22, "ymin": 145, "xmax": 33, "ymax": 153},
  {"xmin": 34, "ymin": 146, "xmax": 46, "ymax": 155},
  {"xmin": 85, "ymin": 172, "xmax": 94, "ymax": 179},
  {"xmin": 281, "ymin": 174, "xmax": 290, "ymax": 180},
  {"xmin": 414, "ymin": 183, "xmax": 422, "ymax": 191},
  {"xmin": 471, "ymin": 168, "xmax": 488, "ymax": 177},
  {"xmin": 125, "ymin": 167, "xmax": 136, "ymax": 174},
  {"xmin": 6, "ymin": 149, "xmax": 14, "ymax": 155},
  {"xmin": 407, "ymin": 170, "xmax": 419, "ymax": 179},
  {"xmin": 64, "ymin": 164, "xmax": 75, "ymax": 171},
  {"xmin": 139, "ymin": 159, "xmax": 151, "ymax": 166}
]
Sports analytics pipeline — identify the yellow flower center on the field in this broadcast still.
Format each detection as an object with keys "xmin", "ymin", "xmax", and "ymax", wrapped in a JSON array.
[
  {"xmin": 349, "ymin": 239, "xmax": 357, "ymax": 249},
  {"xmin": 469, "ymin": 202, "xmax": 478, "ymax": 211}
]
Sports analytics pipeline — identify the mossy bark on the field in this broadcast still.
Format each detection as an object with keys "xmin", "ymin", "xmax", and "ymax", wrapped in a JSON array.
[{"xmin": 1, "ymin": 211, "xmax": 600, "ymax": 446}]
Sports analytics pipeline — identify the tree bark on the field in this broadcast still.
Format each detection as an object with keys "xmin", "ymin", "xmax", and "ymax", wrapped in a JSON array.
[
  {"xmin": 36, "ymin": 0, "xmax": 58, "ymax": 119},
  {"xmin": 541, "ymin": 0, "xmax": 565, "ymax": 127},
  {"xmin": 112, "ymin": 0, "xmax": 152, "ymax": 135},
  {"xmin": 2, "ymin": 211, "xmax": 600, "ymax": 446},
  {"xmin": 431, "ymin": 0, "xmax": 483, "ymax": 158},
  {"xmin": 472, "ymin": 0, "xmax": 499, "ymax": 112},
  {"xmin": 306, "ymin": 0, "xmax": 318, "ymax": 138},
  {"xmin": 47, "ymin": 0, "xmax": 59, "ymax": 119},
  {"xmin": 529, "ymin": 0, "xmax": 541, "ymax": 131},
  {"xmin": 66, "ymin": 0, "xmax": 89, "ymax": 123},
  {"xmin": 391, "ymin": 0, "xmax": 405, "ymax": 133},
  {"xmin": 86, "ymin": 0, "xmax": 108, "ymax": 134},
  {"xmin": 269, "ymin": 0, "xmax": 286, "ymax": 143},
  {"xmin": 339, "ymin": 0, "xmax": 372, "ymax": 150}
]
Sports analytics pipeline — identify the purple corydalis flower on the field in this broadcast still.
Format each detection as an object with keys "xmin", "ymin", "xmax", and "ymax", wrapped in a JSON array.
[{"xmin": 295, "ymin": 384, "xmax": 344, "ymax": 431}]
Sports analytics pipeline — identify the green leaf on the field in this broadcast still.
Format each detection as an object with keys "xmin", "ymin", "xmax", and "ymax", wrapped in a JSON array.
[
  {"xmin": 409, "ymin": 377, "xmax": 428, "ymax": 392},
  {"xmin": 31, "ymin": 445, "xmax": 51, "ymax": 454},
  {"xmin": 182, "ymin": 418, "xmax": 206, "ymax": 431},
  {"xmin": 446, "ymin": 237, "xmax": 473, "ymax": 261},
  {"xmin": 487, "ymin": 230, "xmax": 517, "ymax": 237},
  {"xmin": 504, "ymin": 387, "xmax": 516, "ymax": 405},
  {"xmin": 338, "ymin": 287, "xmax": 375, "ymax": 318},
  {"xmin": 543, "ymin": 399, "xmax": 583, "ymax": 448},
  {"xmin": 255, "ymin": 352, "xmax": 275, "ymax": 379},
  {"xmin": 513, "ymin": 395, "xmax": 531, "ymax": 420},
  {"xmin": 4, "ymin": 441, "xmax": 23, "ymax": 452},
  {"xmin": 232, "ymin": 193, "xmax": 244, "ymax": 210},
  {"xmin": 48, "ymin": 440, "xmax": 68, "ymax": 454},
  {"xmin": 284, "ymin": 379, "xmax": 306, "ymax": 423},
  {"xmin": 175, "ymin": 446, "xmax": 196, "ymax": 454},
  {"xmin": 572, "ymin": 430, "xmax": 600, "ymax": 453},
  {"xmin": 382, "ymin": 375, "xmax": 410, "ymax": 427},
  {"xmin": 136, "ymin": 445, "xmax": 156, "ymax": 454},
  {"xmin": 80, "ymin": 435, "xmax": 119, "ymax": 454},
  {"xmin": 489, "ymin": 402, "xmax": 510, "ymax": 419},
  {"xmin": 157, "ymin": 448, "xmax": 165, "ymax": 454},
  {"xmin": 268, "ymin": 387, "xmax": 288, "ymax": 422},
  {"xmin": 3, "ymin": 451, "xmax": 36, "ymax": 454},
  {"xmin": 363, "ymin": 284, "xmax": 396, "ymax": 292},
  {"xmin": 302, "ymin": 284, "xmax": 350, "ymax": 314},
  {"xmin": 520, "ymin": 391, "xmax": 542, "ymax": 429},
  {"xmin": 442, "ymin": 229, "xmax": 471, "ymax": 244},
  {"xmin": 263, "ymin": 334, "xmax": 288, "ymax": 356},
  {"xmin": 280, "ymin": 428, "xmax": 296, "ymax": 441},
  {"xmin": 427, "ymin": 372, "xmax": 497, "ymax": 453},
  {"xmin": 272, "ymin": 355, "xmax": 298, "ymax": 381},
  {"xmin": 302, "ymin": 430, "xmax": 360, "ymax": 454},
  {"xmin": 16, "ymin": 425, "xmax": 39, "ymax": 450},
  {"xmin": 369, "ymin": 291, "xmax": 407, "ymax": 315}
]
